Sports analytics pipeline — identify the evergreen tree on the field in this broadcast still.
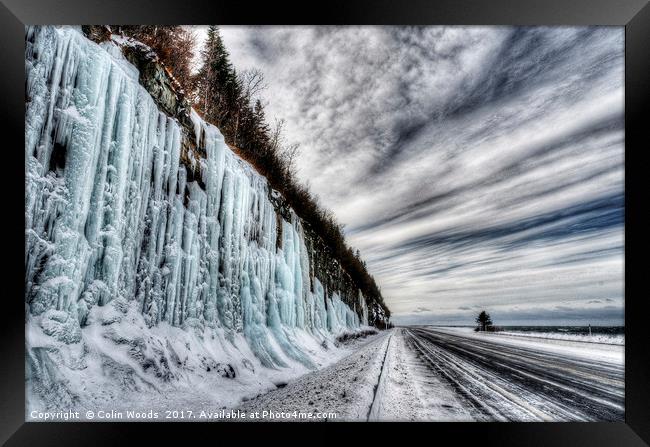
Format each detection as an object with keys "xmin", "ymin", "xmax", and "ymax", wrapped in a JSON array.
[
  {"xmin": 253, "ymin": 99, "xmax": 268, "ymax": 130},
  {"xmin": 189, "ymin": 26, "xmax": 387, "ymax": 317},
  {"xmin": 194, "ymin": 26, "xmax": 241, "ymax": 138},
  {"xmin": 475, "ymin": 310, "xmax": 493, "ymax": 332}
]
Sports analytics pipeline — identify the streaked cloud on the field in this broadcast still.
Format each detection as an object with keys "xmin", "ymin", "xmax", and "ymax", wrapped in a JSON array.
[{"xmin": 192, "ymin": 26, "xmax": 624, "ymax": 326}]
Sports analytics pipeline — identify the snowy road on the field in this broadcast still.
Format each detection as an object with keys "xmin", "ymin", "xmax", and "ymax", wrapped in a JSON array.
[
  {"xmin": 404, "ymin": 327, "xmax": 624, "ymax": 421},
  {"xmin": 237, "ymin": 327, "xmax": 623, "ymax": 421}
]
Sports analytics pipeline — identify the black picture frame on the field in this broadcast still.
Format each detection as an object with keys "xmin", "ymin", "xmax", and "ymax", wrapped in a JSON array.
[{"xmin": 1, "ymin": 0, "xmax": 648, "ymax": 445}]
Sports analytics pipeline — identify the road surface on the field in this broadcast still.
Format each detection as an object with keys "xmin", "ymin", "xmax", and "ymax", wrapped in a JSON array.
[
  {"xmin": 238, "ymin": 327, "xmax": 624, "ymax": 421},
  {"xmin": 403, "ymin": 327, "xmax": 624, "ymax": 421}
]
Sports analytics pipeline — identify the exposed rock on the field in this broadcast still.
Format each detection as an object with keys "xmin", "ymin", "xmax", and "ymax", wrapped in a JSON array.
[
  {"xmin": 80, "ymin": 25, "xmax": 389, "ymax": 329},
  {"xmin": 215, "ymin": 363, "xmax": 236, "ymax": 379}
]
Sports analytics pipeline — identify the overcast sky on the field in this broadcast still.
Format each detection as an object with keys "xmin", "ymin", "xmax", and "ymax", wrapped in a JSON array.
[{"xmin": 191, "ymin": 26, "xmax": 624, "ymax": 326}]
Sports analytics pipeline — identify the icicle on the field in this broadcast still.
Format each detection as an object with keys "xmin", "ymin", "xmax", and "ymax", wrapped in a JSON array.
[{"xmin": 25, "ymin": 25, "xmax": 367, "ymax": 371}]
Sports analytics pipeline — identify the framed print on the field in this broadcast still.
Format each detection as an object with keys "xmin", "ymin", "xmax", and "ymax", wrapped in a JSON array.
[{"xmin": 1, "ymin": 0, "xmax": 649, "ymax": 444}]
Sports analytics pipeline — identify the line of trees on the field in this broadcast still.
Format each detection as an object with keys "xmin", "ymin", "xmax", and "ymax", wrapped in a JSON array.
[
  {"xmin": 115, "ymin": 26, "xmax": 197, "ymax": 95},
  {"xmin": 114, "ymin": 25, "xmax": 387, "ymax": 313}
]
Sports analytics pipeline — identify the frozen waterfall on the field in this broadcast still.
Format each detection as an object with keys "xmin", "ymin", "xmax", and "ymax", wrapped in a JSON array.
[{"xmin": 24, "ymin": 25, "xmax": 370, "ymax": 374}]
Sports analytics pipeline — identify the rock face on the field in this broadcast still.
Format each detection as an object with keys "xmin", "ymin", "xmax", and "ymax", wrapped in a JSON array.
[
  {"xmin": 86, "ymin": 25, "xmax": 388, "ymax": 328},
  {"xmin": 25, "ymin": 24, "xmax": 389, "ymax": 387}
]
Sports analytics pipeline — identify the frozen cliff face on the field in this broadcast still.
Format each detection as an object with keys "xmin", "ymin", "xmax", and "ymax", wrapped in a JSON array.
[{"xmin": 25, "ymin": 25, "xmax": 383, "ymax": 411}]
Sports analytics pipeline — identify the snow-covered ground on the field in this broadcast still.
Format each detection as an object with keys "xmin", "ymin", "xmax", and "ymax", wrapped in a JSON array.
[
  {"xmin": 439, "ymin": 326, "xmax": 623, "ymax": 345},
  {"xmin": 406, "ymin": 326, "xmax": 623, "ymax": 421},
  {"xmin": 26, "ymin": 297, "xmax": 379, "ymax": 421},
  {"xmin": 367, "ymin": 328, "xmax": 474, "ymax": 421},
  {"xmin": 237, "ymin": 330, "xmax": 390, "ymax": 420},
  {"xmin": 237, "ymin": 328, "xmax": 477, "ymax": 421},
  {"xmin": 27, "ymin": 323, "xmax": 624, "ymax": 421},
  {"xmin": 430, "ymin": 326, "xmax": 623, "ymax": 364},
  {"xmin": 497, "ymin": 330, "xmax": 623, "ymax": 345},
  {"xmin": 235, "ymin": 326, "xmax": 624, "ymax": 421}
]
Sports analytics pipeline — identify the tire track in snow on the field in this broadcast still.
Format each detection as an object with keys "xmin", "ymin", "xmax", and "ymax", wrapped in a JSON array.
[
  {"xmin": 406, "ymin": 330, "xmax": 552, "ymax": 421},
  {"xmin": 404, "ymin": 327, "xmax": 624, "ymax": 421},
  {"xmin": 366, "ymin": 333, "xmax": 393, "ymax": 420},
  {"xmin": 415, "ymin": 328, "xmax": 624, "ymax": 419}
]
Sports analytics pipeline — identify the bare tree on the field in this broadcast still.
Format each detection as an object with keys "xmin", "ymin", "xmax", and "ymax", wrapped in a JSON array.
[
  {"xmin": 270, "ymin": 118, "xmax": 285, "ymax": 152},
  {"xmin": 238, "ymin": 68, "xmax": 267, "ymax": 103},
  {"xmin": 268, "ymin": 117, "xmax": 300, "ymax": 176},
  {"xmin": 280, "ymin": 142, "xmax": 301, "ymax": 175}
]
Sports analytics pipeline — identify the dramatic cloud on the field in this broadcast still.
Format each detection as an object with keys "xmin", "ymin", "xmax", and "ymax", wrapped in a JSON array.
[{"xmin": 193, "ymin": 26, "xmax": 624, "ymax": 326}]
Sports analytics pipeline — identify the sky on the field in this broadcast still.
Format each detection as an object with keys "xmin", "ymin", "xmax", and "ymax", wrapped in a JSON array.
[{"xmin": 190, "ymin": 26, "xmax": 624, "ymax": 326}]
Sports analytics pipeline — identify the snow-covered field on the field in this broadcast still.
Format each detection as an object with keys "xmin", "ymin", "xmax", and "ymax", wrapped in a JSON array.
[
  {"xmin": 429, "ymin": 326, "xmax": 623, "ymax": 345},
  {"xmin": 430, "ymin": 326, "xmax": 623, "ymax": 364},
  {"xmin": 497, "ymin": 330, "xmax": 623, "ymax": 345}
]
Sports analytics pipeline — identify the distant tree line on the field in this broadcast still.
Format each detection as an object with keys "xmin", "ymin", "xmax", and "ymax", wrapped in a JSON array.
[{"xmin": 113, "ymin": 25, "xmax": 387, "ymax": 314}]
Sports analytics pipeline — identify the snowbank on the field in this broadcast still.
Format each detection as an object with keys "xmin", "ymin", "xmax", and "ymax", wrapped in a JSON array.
[{"xmin": 497, "ymin": 330, "xmax": 623, "ymax": 345}]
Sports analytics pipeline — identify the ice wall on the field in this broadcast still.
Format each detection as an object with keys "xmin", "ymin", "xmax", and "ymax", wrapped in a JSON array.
[{"xmin": 25, "ymin": 26, "xmax": 371, "ymax": 370}]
